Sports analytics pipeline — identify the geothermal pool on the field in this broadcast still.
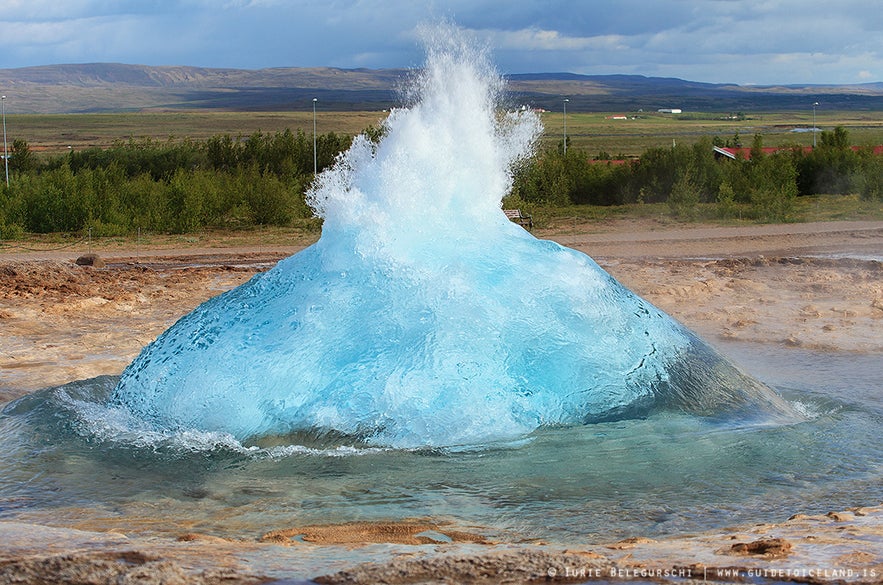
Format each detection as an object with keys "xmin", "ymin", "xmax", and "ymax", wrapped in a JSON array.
[{"xmin": 0, "ymin": 345, "xmax": 881, "ymax": 546}]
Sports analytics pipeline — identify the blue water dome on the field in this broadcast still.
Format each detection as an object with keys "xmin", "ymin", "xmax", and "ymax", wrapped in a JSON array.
[{"xmin": 110, "ymin": 29, "xmax": 797, "ymax": 448}]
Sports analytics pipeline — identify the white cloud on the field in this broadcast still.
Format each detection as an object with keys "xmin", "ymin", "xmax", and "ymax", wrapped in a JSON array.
[{"xmin": 478, "ymin": 27, "xmax": 628, "ymax": 52}]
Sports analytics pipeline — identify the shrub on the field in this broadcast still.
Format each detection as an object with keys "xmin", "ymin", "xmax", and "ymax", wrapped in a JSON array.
[
  {"xmin": 856, "ymin": 154, "xmax": 883, "ymax": 201},
  {"xmin": 667, "ymin": 170, "xmax": 701, "ymax": 219},
  {"xmin": 716, "ymin": 181, "xmax": 741, "ymax": 219},
  {"xmin": 747, "ymin": 153, "xmax": 797, "ymax": 222}
]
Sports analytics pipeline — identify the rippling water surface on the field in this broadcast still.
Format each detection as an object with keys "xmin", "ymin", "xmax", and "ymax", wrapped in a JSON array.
[{"xmin": 1, "ymin": 341, "xmax": 880, "ymax": 545}]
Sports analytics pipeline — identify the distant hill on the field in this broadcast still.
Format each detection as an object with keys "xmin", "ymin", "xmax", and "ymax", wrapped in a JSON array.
[
  {"xmin": 0, "ymin": 63, "xmax": 881, "ymax": 113},
  {"xmin": 0, "ymin": 63, "xmax": 407, "ymax": 113},
  {"xmin": 506, "ymin": 73, "xmax": 883, "ymax": 112}
]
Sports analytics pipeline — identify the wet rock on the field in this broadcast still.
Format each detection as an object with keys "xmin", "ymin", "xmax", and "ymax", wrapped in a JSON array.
[
  {"xmin": 0, "ymin": 550, "xmax": 263, "ymax": 585},
  {"xmin": 177, "ymin": 533, "xmax": 235, "ymax": 544},
  {"xmin": 726, "ymin": 537, "xmax": 792, "ymax": 558},
  {"xmin": 315, "ymin": 550, "xmax": 612, "ymax": 585},
  {"xmin": 260, "ymin": 521, "xmax": 491, "ymax": 546},
  {"xmin": 75, "ymin": 254, "xmax": 105, "ymax": 268},
  {"xmin": 606, "ymin": 536, "xmax": 658, "ymax": 549}
]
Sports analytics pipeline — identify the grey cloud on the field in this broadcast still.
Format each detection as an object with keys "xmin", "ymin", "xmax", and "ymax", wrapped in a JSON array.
[{"xmin": 0, "ymin": 0, "xmax": 878, "ymax": 84}]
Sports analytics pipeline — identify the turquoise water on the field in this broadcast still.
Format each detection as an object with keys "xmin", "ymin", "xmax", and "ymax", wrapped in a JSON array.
[{"xmin": 1, "ymin": 341, "xmax": 880, "ymax": 544}]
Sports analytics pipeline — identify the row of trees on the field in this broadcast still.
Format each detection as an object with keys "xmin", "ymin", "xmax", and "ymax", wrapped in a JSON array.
[
  {"xmin": 0, "ymin": 126, "xmax": 880, "ymax": 237},
  {"xmin": 0, "ymin": 129, "xmax": 351, "ymax": 237},
  {"xmin": 510, "ymin": 127, "xmax": 883, "ymax": 221}
]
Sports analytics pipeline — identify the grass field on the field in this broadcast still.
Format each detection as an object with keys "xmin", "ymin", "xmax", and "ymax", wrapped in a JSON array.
[
  {"xmin": 532, "ymin": 194, "xmax": 883, "ymax": 229},
  {"xmin": 14, "ymin": 111, "xmax": 389, "ymax": 154},
  {"xmin": 10, "ymin": 109, "xmax": 883, "ymax": 157},
  {"xmin": 540, "ymin": 110, "xmax": 883, "ymax": 155}
]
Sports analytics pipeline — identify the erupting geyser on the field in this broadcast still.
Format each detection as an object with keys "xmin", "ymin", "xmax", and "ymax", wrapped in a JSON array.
[{"xmin": 111, "ymin": 29, "xmax": 795, "ymax": 448}]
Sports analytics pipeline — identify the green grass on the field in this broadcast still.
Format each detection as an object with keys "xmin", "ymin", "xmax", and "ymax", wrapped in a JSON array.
[
  {"xmin": 13, "ymin": 108, "xmax": 883, "ymax": 158},
  {"xmin": 791, "ymin": 193, "xmax": 883, "ymax": 222},
  {"xmin": 0, "ymin": 222, "xmax": 323, "ymax": 253},
  {"xmin": 538, "ymin": 110, "xmax": 883, "ymax": 156},
  {"xmin": 524, "ymin": 194, "xmax": 883, "ymax": 231},
  {"xmin": 15, "ymin": 111, "xmax": 389, "ymax": 155}
]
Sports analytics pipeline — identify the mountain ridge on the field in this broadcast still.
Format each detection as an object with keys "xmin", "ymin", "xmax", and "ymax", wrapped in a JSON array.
[{"xmin": 1, "ymin": 63, "xmax": 881, "ymax": 113}]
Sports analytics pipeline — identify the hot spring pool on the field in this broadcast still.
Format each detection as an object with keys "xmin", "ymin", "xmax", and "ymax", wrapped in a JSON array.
[{"xmin": 1, "ymin": 341, "xmax": 880, "ymax": 546}]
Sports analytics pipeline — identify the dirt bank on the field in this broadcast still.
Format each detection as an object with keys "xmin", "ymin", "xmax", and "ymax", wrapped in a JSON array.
[{"xmin": 1, "ymin": 507, "xmax": 880, "ymax": 584}]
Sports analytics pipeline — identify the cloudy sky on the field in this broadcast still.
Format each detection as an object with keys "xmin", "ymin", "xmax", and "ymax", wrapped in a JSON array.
[{"xmin": 0, "ymin": 0, "xmax": 880, "ymax": 85}]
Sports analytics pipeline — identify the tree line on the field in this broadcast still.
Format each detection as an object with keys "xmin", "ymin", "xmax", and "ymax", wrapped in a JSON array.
[
  {"xmin": 510, "ymin": 127, "xmax": 882, "ymax": 221},
  {"xmin": 0, "ymin": 125, "xmax": 880, "ymax": 238},
  {"xmin": 0, "ymin": 128, "xmax": 352, "ymax": 238}
]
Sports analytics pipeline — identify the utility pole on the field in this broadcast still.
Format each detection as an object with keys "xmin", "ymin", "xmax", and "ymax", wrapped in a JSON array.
[
  {"xmin": 2, "ymin": 95, "xmax": 8, "ymax": 188},
  {"xmin": 313, "ymin": 98, "xmax": 318, "ymax": 175}
]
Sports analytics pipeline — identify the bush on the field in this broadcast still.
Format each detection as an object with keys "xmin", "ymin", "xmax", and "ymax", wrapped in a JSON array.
[
  {"xmin": 235, "ymin": 166, "xmax": 299, "ymax": 226},
  {"xmin": 856, "ymin": 154, "xmax": 883, "ymax": 201},
  {"xmin": 747, "ymin": 153, "xmax": 797, "ymax": 222},
  {"xmin": 715, "ymin": 181, "xmax": 740, "ymax": 219},
  {"xmin": 0, "ymin": 221, "xmax": 24, "ymax": 240},
  {"xmin": 667, "ymin": 170, "xmax": 701, "ymax": 219},
  {"xmin": 511, "ymin": 151, "xmax": 571, "ymax": 206}
]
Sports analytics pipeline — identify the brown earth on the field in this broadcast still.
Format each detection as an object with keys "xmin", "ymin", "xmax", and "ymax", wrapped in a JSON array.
[{"xmin": 1, "ymin": 506, "xmax": 880, "ymax": 584}]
